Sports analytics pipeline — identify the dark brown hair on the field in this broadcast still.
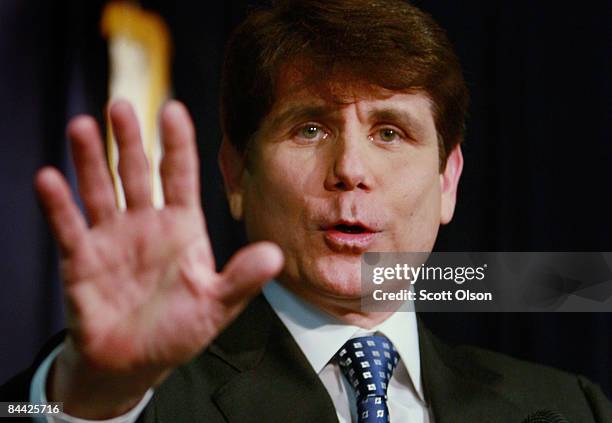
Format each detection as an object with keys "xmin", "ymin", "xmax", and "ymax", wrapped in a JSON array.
[{"xmin": 220, "ymin": 0, "xmax": 468, "ymax": 169}]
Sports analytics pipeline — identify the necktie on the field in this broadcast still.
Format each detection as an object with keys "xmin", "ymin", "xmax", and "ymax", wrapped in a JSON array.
[{"xmin": 336, "ymin": 335, "xmax": 400, "ymax": 423}]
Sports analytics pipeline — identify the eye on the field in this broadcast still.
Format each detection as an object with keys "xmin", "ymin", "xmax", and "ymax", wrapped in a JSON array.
[
  {"xmin": 301, "ymin": 125, "xmax": 321, "ymax": 139},
  {"xmin": 379, "ymin": 128, "xmax": 399, "ymax": 142},
  {"xmin": 369, "ymin": 127, "xmax": 404, "ymax": 144},
  {"xmin": 293, "ymin": 124, "xmax": 329, "ymax": 143}
]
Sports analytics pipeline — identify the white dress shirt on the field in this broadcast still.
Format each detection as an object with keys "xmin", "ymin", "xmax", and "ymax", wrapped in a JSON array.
[
  {"xmin": 263, "ymin": 281, "xmax": 432, "ymax": 423},
  {"xmin": 30, "ymin": 280, "xmax": 432, "ymax": 422}
]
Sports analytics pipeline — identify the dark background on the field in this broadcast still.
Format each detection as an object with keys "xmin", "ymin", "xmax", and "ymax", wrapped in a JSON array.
[{"xmin": 1, "ymin": 0, "xmax": 610, "ymax": 399}]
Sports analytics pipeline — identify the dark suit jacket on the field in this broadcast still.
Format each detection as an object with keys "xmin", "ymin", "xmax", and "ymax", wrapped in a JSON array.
[{"xmin": 2, "ymin": 295, "xmax": 611, "ymax": 422}]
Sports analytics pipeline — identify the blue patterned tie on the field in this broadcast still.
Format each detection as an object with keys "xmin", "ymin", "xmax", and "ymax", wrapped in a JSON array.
[{"xmin": 336, "ymin": 335, "xmax": 400, "ymax": 423}]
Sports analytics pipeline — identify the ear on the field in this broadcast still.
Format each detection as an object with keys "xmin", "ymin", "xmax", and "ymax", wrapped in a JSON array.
[
  {"xmin": 439, "ymin": 145, "xmax": 464, "ymax": 224},
  {"xmin": 218, "ymin": 137, "xmax": 246, "ymax": 220}
]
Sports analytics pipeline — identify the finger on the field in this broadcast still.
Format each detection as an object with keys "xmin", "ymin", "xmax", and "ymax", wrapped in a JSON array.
[
  {"xmin": 68, "ymin": 116, "xmax": 117, "ymax": 224},
  {"xmin": 217, "ymin": 242, "xmax": 284, "ymax": 305},
  {"xmin": 159, "ymin": 101, "xmax": 200, "ymax": 208},
  {"xmin": 110, "ymin": 100, "xmax": 152, "ymax": 209},
  {"xmin": 35, "ymin": 167, "xmax": 88, "ymax": 256}
]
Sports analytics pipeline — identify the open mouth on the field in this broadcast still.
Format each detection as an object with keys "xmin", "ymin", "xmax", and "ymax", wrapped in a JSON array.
[
  {"xmin": 322, "ymin": 221, "xmax": 379, "ymax": 253},
  {"xmin": 322, "ymin": 220, "xmax": 376, "ymax": 234},
  {"xmin": 334, "ymin": 223, "xmax": 368, "ymax": 234}
]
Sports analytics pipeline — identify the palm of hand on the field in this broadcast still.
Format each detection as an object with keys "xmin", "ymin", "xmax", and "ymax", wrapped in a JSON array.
[
  {"xmin": 36, "ymin": 100, "xmax": 282, "ymax": 378},
  {"xmin": 63, "ymin": 207, "xmax": 219, "ymax": 371}
]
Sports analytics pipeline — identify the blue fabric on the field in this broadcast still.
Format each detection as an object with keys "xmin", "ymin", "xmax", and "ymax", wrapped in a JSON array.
[{"xmin": 336, "ymin": 335, "xmax": 399, "ymax": 423}]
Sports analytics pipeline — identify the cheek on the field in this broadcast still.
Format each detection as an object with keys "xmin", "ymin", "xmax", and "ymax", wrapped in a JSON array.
[
  {"xmin": 384, "ymin": 161, "xmax": 441, "ymax": 251},
  {"xmin": 241, "ymin": 148, "xmax": 319, "ymax": 242}
]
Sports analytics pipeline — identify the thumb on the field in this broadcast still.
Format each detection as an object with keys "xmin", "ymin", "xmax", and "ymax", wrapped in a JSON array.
[{"xmin": 216, "ymin": 241, "xmax": 284, "ymax": 305}]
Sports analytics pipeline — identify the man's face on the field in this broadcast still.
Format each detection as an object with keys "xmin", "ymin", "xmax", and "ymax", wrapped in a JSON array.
[{"xmin": 220, "ymin": 69, "xmax": 462, "ymax": 308}]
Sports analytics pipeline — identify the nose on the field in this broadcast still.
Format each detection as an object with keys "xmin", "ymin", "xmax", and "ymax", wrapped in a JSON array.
[{"xmin": 324, "ymin": 135, "xmax": 372, "ymax": 192}]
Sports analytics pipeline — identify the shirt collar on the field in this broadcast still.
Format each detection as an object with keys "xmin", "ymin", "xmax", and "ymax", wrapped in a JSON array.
[{"xmin": 262, "ymin": 280, "xmax": 424, "ymax": 401}]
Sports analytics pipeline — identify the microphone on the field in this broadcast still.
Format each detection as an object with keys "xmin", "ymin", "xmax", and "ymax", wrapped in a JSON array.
[{"xmin": 521, "ymin": 410, "xmax": 571, "ymax": 423}]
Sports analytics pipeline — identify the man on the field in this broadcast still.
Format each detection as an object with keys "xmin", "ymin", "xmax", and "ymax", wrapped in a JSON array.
[{"xmin": 1, "ymin": 0, "xmax": 610, "ymax": 422}]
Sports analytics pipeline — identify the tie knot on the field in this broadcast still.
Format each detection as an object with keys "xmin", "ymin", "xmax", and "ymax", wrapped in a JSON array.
[{"xmin": 336, "ymin": 335, "xmax": 399, "ymax": 400}]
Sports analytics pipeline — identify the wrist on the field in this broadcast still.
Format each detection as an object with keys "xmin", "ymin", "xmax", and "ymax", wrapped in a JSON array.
[{"xmin": 47, "ymin": 338, "xmax": 170, "ymax": 419}]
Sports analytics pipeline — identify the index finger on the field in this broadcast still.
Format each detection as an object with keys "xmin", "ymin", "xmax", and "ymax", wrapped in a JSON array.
[{"xmin": 159, "ymin": 101, "xmax": 200, "ymax": 208}]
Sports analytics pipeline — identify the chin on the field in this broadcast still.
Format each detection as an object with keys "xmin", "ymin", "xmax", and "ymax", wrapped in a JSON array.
[{"xmin": 308, "ymin": 257, "xmax": 366, "ymax": 299}]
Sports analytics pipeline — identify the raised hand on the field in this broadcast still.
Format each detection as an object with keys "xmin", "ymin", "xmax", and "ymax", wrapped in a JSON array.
[{"xmin": 35, "ymin": 100, "xmax": 283, "ymax": 418}]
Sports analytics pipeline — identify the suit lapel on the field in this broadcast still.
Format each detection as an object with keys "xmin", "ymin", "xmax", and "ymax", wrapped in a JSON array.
[
  {"xmin": 155, "ymin": 295, "xmax": 527, "ymax": 423},
  {"xmin": 210, "ymin": 296, "xmax": 338, "ymax": 423},
  {"xmin": 417, "ymin": 318, "xmax": 524, "ymax": 423}
]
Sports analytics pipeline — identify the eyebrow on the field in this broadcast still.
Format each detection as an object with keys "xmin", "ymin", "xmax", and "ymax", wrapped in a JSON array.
[{"xmin": 267, "ymin": 104, "xmax": 339, "ymax": 130}]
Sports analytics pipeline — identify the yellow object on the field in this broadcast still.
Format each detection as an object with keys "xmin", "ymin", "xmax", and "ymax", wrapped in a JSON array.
[{"xmin": 101, "ymin": 1, "xmax": 172, "ymax": 208}]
